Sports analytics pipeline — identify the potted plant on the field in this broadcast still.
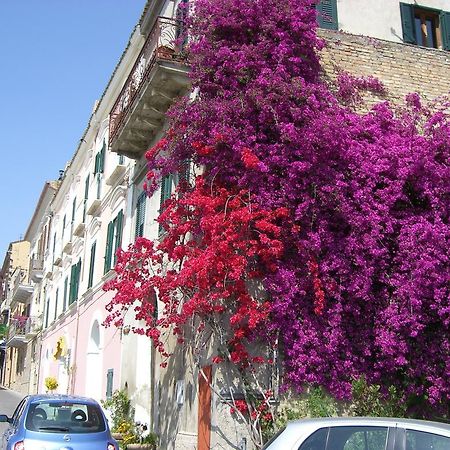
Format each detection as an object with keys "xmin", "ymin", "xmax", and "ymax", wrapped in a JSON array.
[{"xmin": 44, "ymin": 376, "xmax": 58, "ymax": 393}]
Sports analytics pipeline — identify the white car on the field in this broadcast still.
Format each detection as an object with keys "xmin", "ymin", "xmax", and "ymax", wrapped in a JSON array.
[{"xmin": 262, "ymin": 417, "xmax": 450, "ymax": 450}]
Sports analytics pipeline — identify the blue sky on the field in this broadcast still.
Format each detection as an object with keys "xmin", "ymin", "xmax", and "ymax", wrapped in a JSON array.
[{"xmin": 0, "ymin": 0, "xmax": 147, "ymax": 262}]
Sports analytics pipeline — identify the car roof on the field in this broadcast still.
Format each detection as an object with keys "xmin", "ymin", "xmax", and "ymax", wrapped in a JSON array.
[
  {"xmin": 26, "ymin": 394, "xmax": 99, "ymax": 405},
  {"xmin": 286, "ymin": 417, "xmax": 450, "ymax": 435}
]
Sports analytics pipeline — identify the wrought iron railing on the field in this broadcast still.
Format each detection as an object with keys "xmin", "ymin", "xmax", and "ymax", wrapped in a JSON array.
[
  {"xmin": 109, "ymin": 17, "xmax": 185, "ymax": 148},
  {"xmin": 30, "ymin": 255, "xmax": 44, "ymax": 272},
  {"xmin": 8, "ymin": 316, "xmax": 41, "ymax": 339}
]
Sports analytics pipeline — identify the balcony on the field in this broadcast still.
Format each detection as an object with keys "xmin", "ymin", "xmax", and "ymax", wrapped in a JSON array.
[
  {"xmin": 109, "ymin": 17, "xmax": 190, "ymax": 159},
  {"xmin": 25, "ymin": 316, "xmax": 42, "ymax": 339},
  {"xmin": 106, "ymin": 163, "xmax": 126, "ymax": 185},
  {"xmin": 73, "ymin": 221, "xmax": 85, "ymax": 237},
  {"xmin": 30, "ymin": 255, "xmax": 44, "ymax": 283},
  {"xmin": 11, "ymin": 270, "xmax": 33, "ymax": 305},
  {"xmin": 7, "ymin": 318, "xmax": 27, "ymax": 347}
]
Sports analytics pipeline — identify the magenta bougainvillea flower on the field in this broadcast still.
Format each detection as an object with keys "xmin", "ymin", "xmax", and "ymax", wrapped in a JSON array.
[{"xmin": 106, "ymin": 0, "xmax": 450, "ymax": 415}]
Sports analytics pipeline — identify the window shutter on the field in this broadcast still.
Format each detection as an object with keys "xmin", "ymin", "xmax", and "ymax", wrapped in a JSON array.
[
  {"xmin": 63, "ymin": 277, "xmax": 68, "ymax": 311},
  {"xmin": 135, "ymin": 192, "xmax": 146, "ymax": 238},
  {"xmin": 441, "ymin": 11, "xmax": 450, "ymax": 50},
  {"xmin": 104, "ymin": 221, "xmax": 114, "ymax": 274},
  {"xmin": 106, "ymin": 369, "xmax": 114, "ymax": 399},
  {"xmin": 100, "ymin": 140, "xmax": 106, "ymax": 173},
  {"xmin": 75, "ymin": 259, "xmax": 82, "ymax": 300},
  {"xmin": 400, "ymin": 3, "xmax": 416, "ymax": 44},
  {"xmin": 69, "ymin": 264, "xmax": 76, "ymax": 304},
  {"xmin": 88, "ymin": 242, "xmax": 96, "ymax": 288},
  {"xmin": 54, "ymin": 289, "xmax": 59, "ymax": 320},
  {"xmin": 160, "ymin": 174, "xmax": 173, "ymax": 208},
  {"xmin": 114, "ymin": 210, "xmax": 124, "ymax": 264},
  {"xmin": 316, "ymin": 0, "xmax": 338, "ymax": 30}
]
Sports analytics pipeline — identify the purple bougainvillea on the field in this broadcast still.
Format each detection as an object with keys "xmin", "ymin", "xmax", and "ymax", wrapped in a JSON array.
[{"xmin": 134, "ymin": 0, "xmax": 450, "ymax": 414}]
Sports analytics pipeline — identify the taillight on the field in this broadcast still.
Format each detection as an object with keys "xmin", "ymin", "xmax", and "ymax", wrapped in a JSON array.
[
  {"xmin": 107, "ymin": 444, "xmax": 116, "ymax": 450},
  {"xmin": 14, "ymin": 442, "xmax": 25, "ymax": 450}
]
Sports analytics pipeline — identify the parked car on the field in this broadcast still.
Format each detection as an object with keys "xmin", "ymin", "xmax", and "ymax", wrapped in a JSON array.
[
  {"xmin": 0, "ymin": 394, "xmax": 119, "ymax": 450},
  {"xmin": 262, "ymin": 417, "xmax": 450, "ymax": 450}
]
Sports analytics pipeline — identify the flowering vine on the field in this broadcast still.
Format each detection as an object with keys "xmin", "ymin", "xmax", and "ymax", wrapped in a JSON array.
[{"xmin": 105, "ymin": 0, "xmax": 450, "ymax": 434}]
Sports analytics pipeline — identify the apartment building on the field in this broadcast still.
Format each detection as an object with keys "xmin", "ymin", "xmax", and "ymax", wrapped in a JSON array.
[{"xmin": 0, "ymin": 1, "xmax": 448, "ymax": 449}]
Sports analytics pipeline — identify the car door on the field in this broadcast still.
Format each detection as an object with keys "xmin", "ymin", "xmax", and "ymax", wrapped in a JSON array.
[{"xmin": 2, "ymin": 398, "xmax": 27, "ymax": 450}]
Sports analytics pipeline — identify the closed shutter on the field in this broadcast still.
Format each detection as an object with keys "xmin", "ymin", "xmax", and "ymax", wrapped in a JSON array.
[
  {"xmin": 88, "ymin": 241, "xmax": 96, "ymax": 288},
  {"xmin": 114, "ymin": 210, "xmax": 124, "ymax": 265},
  {"xmin": 135, "ymin": 192, "xmax": 146, "ymax": 238},
  {"xmin": 69, "ymin": 264, "xmax": 75, "ymax": 304},
  {"xmin": 159, "ymin": 175, "xmax": 173, "ymax": 236},
  {"xmin": 104, "ymin": 221, "xmax": 114, "ymax": 274},
  {"xmin": 83, "ymin": 175, "xmax": 90, "ymax": 222},
  {"xmin": 317, "ymin": 0, "xmax": 338, "ymax": 30},
  {"xmin": 54, "ymin": 289, "xmax": 59, "ymax": 321},
  {"xmin": 441, "ymin": 11, "xmax": 450, "ymax": 50},
  {"xmin": 106, "ymin": 369, "xmax": 114, "ymax": 399},
  {"xmin": 63, "ymin": 277, "xmax": 68, "ymax": 311},
  {"xmin": 400, "ymin": 3, "xmax": 416, "ymax": 44}
]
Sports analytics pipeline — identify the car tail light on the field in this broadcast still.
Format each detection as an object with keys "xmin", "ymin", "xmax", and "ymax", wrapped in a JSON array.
[
  {"xmin": 14, "ymin": 442, "xmax": 25, "ymax": 450},
  {"xmin": 107, "ymin": 444, "xmax": 116, "ymax": 450}
]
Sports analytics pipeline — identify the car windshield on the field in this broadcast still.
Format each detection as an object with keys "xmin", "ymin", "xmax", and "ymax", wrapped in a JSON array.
[{"xmin": 25, "ymin": 400, "xmax": 106, "ymax": 434}]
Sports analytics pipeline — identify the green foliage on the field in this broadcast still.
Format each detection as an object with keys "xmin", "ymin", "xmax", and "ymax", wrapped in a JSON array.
[
  {"xmin": 101, "ymin": 390, "xmax": 158, "ymax": 449},
  {"xmin": 350, "ymin": 376, "xmax": 407, "ymax": 417},
  {"xmin": 101, "ymin": 390, "xmax": 132, "ymax": 432}
]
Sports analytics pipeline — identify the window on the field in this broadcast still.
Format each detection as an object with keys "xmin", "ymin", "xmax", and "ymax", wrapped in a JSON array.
[
  {"xmin": 159, "ymin": 174, "xmax": 174, "ymax": 236},
  {"xmin": 71, "ymin": 197, "xmax": 76, "ymax": 236},
  {"xmin": 329, "ymin": 426, "xmax": 389, "ymax": 450},
  {"xmin": 63, "ymin": 277, "xmax": 68, "ymax": 311},
  {"xmin": 44, "ymin": 298, "xmax": 50, "ymax": 328},
  {"xmin": 106, "ymin": 369, "xmax": 114, "ymax": 399},
  {"xmin": 316, "ymin": 0, "xmax": 338, "ymax": 30},
  {"xmin": 54, "ymin": 289, "xmax": 59, "ymax": 321},
  {"xmin": 299, "ymin": 427, "xmax": 328, "ymax": 449},
  {"xmin": 400, "ymin": 3, "xmax": 450, "ymax": 50},
  {"xmin": 405, "ymin": 429, "xmax": 449, "ymax": 450},
  {"xmin": 69, "ymin": 260, "xmax": 81, "ymax": 304},
  {"xmin": 104, "ymin": 211, "xmax": 123, "ymax": 274},
  {"xmin": 88, "ymin": 242, "xmax": 96, "ymax": 288},
  {"xmin": 135, "ymin": 192, "xmax": 147, "ymax": 238},
  {"xmin": 83, "ymin": 175, "xmax": 90, "ymax": 222}
]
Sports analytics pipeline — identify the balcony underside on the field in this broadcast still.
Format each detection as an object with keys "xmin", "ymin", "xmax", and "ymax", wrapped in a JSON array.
[
  {"xmin": 110, "ymin": 61, "xmax": 190, "ymax": 159},
  {"xmin": 7, "ymin": 334, "xmax": 27, "ymax": 347},
  {"xmin": 12, "ymin": 285, "xmax": 33, "ymax": 304}
]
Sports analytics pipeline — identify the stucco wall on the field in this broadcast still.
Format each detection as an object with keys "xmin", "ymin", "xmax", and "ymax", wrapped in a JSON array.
[
  {"xmin": 319, "ymin": 29, "xmax": 450, "ymax": 103},
  {"xmin": 337, "ymin": 0, "xmax": 450, "ymax": 44}
]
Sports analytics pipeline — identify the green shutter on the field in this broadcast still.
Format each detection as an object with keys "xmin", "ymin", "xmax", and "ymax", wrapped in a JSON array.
[
  {"xmin": 104, "ymin": 221, "xmax": 114, "ymax": 274},
  {"xmin": 72, "ymin": 197, "xmax": 77, "ymax": 222},
  {"xmin": 63, "ymin": 277, "xmax": 68, "ymax": 311},
  {"xmin": 75, "ymin": 259, "xmax": 81, "ymax": 300},
  {"xmin": 106, "ymin": 369, "xmax": 114, "ymax": 398},
  {"xmin": 83, "ymin": 175, "xmax": 90, "ymax": 222},
  {"xmin": 88, "ymin": 242, "xmax": 96, "ymax": 288},
  {"xmin": 54, "ymin": 289, "xmax": 59, "ymax": 320},
  {"xmin": 441, "ymin": 11, "xmax": 450, "ymax": 50},
  {"xmin": 135, "ymin": 192, "xmax": 146, "ymax": 238},
  {"xmin": 100, "ymin": 140, "xmax": 106, "ymax": 173},
  {"xmin": 317, "ymin": 0, "xmax": 338, "ymax": 30},
  {"xmin": 400, "ymin": 3, "xmax": 416, "ymax": 44},
  {"xmin": 69, "ymin": 265, "xmax": 75, "ymax": 304},
  {"xmin": 114, "ymin": 210, "xmax": 124, "ymax": 265}
]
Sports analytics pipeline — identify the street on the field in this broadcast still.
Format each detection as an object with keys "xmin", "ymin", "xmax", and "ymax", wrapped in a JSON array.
[{"xmin": 0, "ymin": 386, "xmax": 23, "ymax": 435}]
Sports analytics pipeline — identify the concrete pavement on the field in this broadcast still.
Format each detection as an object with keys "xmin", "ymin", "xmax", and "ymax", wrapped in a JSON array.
[{"xmin": 0, "ymin": 386, "xmax": 24, "ymax": 436}]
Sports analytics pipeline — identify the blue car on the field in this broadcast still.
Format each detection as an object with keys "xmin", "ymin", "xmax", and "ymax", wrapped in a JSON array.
[{"xmin": 0, "ymin": 394, "xmax": 119, "ymax": 450}]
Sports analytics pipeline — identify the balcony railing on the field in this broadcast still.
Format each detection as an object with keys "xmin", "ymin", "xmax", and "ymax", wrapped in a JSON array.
[
  {"xmin": 109, "ymin": 17, "xmax": 189, "ymax": 156},
  {"xmin": 6, "ymin": 316, "xmax": 41, "ymax": 347},
  {"xmin": 30, "ymin": 255, "xmax": 44, "ymax": 283},
  {"xmin": 11, "ymin": 269, "xmax": 33, "ymax": 304}
]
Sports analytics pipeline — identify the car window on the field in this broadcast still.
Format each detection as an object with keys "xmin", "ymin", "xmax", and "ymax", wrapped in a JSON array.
[
  {"xmin": 11, "ymin": 398, "xmax": 27, "ymax": 427},
  {"xmin": 298, "ymin": 427, "xmax": 328, "ymax": 449},
  {"xmin": 405, "ymin": 429, "xmax": 449, "ymax": 450},
  {"xmin": 328, "ymin": 426, "xmax": 389, "ymax": 450},
  {"xmin": 25, "ymin": 401, "xmax": 106, "ymax": 434}
]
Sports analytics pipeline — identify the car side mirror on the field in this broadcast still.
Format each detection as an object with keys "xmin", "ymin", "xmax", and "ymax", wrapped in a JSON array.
[{"xmin": 0, "ymin": 414, "xmax": 11, "ymax": 423}]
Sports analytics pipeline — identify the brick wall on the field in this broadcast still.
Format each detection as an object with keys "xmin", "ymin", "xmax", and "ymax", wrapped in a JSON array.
[{"xmin": 319, "ymin": 30, "xmax": 450, "ymax": 104}]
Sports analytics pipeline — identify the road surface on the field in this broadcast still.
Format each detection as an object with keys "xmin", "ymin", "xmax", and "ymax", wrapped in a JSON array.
[{"xmin": 0, "ymin": 386, "xmax": 23, "ymax": 435}]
